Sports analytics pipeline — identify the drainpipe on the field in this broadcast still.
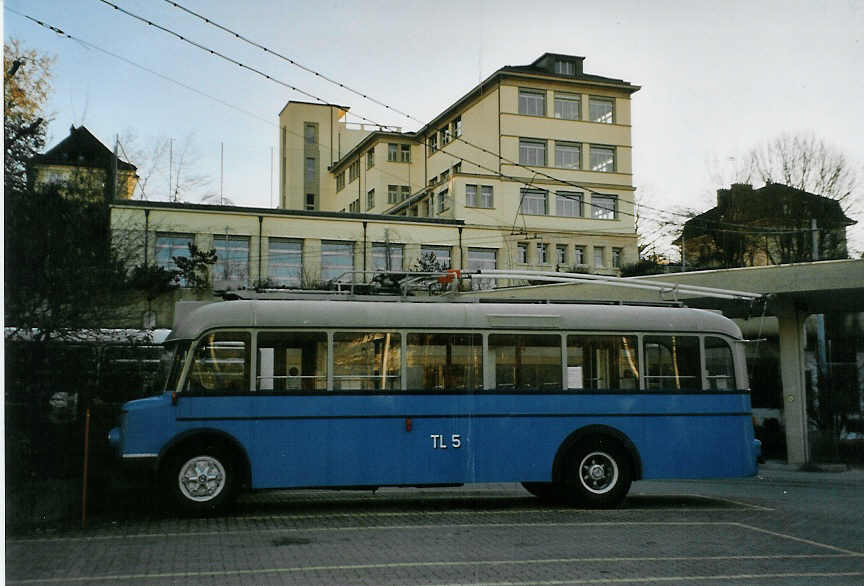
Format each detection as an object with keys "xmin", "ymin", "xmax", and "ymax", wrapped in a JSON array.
[
  {"xmin": 362, "ymin": 220, "xmax": 368, "ymax": 282},
  {"xmin": 143, "ymin": 208, "xmax": 150, "ymax": 265},
  {"xmin": 258, "ymin": 216, "xmax": 264, "ymax": 286},
  {"xmin": 458, "ymin": 226, "xmax": 464, "ymax": 271}
]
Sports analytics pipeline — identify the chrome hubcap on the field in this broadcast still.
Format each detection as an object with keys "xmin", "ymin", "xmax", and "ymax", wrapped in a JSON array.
[
  {"xmin": 579, "ymin": 451, "xmax": 619, "ymax": 494},
  {"xmin": 178, "ymin": 456, "xmax": 226, "ymax": 502}
]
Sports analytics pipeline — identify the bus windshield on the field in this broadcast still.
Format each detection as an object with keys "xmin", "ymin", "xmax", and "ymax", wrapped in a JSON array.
[{"xmin": 156, "ymin": 341, "xmax": 190, "ymax": 393}]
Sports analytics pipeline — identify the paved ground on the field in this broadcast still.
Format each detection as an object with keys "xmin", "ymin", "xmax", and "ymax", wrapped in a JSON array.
[{"xmin": 6, "ymin": 462, "xmax": 864, "ymax": 585}]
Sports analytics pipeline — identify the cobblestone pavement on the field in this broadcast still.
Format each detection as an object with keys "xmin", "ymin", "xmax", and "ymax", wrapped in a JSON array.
[{"xmin": 6, "ymin": 462, "xmax": 864, "ymax": 585}]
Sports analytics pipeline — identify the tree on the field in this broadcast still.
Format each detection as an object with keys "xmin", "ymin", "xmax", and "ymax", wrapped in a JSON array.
[
  {"xmin": 117, "ymin": 130, "xmax": 215, "ymax": 202},
  {"xmin": 728, "ymin": 133, "xmax": 857, "ymax": 206},
  {"xmin": 173, "ymin": 244, "xmax": 218, "ymax": 292},
  {"xmin": 4, "ymin": 39, "xmax": 55, "ymax": 192}
]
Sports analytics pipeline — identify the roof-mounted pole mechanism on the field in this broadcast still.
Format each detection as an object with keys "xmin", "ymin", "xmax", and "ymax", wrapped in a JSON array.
[{"xmin": 473, "ymin": 269, "xmax": 763, "ymax": 302}]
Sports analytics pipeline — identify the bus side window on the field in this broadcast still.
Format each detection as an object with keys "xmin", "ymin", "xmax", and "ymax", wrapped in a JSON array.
[
  {"xmin": 705, "ymin": 337, "xmax": 736, "ymax": 390},
  {"xmin": 257, "ymin": 331, "xmax": 328, "ymax": 392},
  {"xmin": 405, "ymin": 333, "xmax": 483, "ymax": 391},
  {"xmin": 488, "ymin": 334, "xmax": 561, "ymax": 391},
  {"xmin": 643, "ymin": 335, "xmax": 700, "ymax": 391},
  {"xmin": 333, "ymin": 332, "xmax": 401, "ymax": 391},
  {"xmin": 567, "ymin": 335, "xmax": 639, "ymax": 390},
  {"xmin": 185, "ymin": 332, "xmax": 250, "ymax": 393}
]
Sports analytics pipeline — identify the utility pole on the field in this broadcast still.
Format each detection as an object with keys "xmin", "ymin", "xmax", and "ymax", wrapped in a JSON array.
[{"xmin": 169, "ymin": 138, "xmax": 173, "ymax": 201}]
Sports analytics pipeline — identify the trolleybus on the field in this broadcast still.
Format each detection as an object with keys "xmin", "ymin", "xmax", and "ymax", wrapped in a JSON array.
[{"xmin": 109, "ymin": 299, "xmax": 760, "ymax": 514}]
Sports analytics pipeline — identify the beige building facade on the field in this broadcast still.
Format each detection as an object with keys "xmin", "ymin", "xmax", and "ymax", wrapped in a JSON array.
[
  {"xmin": 278, "ymin": 53, "xmax": 640, "ymax": 273},
  {"xmin": 110, "ymin": 53, "xmax": 641, "ymax": 322}
]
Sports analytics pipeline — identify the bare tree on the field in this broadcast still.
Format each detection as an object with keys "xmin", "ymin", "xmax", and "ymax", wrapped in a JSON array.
[
  {"xmin": 118, "ymin": 130, "xmax": 214, "ymax": 202},
  {"xmin": 712, "ymin": 132, "xmax": 858, "ymax": 207}
]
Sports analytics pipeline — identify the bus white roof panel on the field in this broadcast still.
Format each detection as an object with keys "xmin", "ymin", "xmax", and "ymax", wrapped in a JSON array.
[{"xmin": 166, "ymin": 300, "xmax": 742, "ymax": 341}]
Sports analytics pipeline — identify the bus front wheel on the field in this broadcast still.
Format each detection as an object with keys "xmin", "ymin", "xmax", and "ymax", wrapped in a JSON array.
[
  {"xmin": 163, "ymin": 444, "xmax": 237, "ymax": 515},
  {"xmin": 562, "ymin": 438, "xmax": 631, "ymax": 508}
]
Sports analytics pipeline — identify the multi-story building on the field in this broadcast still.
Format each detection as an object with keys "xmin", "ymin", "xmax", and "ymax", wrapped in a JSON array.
[
  {"xmin": 278, "ymin": 53, "xmax": 640, "ymax": 273},
  {"xmin": 110, "ymin": 53, "xmax": 641, "ymax": 326}
]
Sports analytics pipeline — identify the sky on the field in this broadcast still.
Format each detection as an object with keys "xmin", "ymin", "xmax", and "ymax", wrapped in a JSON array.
[{"xmin": 5, "ymin": 0, "xmax": 864, "ymax": 253}]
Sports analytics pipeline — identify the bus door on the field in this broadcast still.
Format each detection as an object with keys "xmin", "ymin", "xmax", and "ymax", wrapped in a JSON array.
[{"xmin": 177, "ymin": 332, "xmax": 254, "ymax": 448}]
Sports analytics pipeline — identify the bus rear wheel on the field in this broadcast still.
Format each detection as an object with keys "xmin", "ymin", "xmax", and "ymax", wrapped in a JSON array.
[
  {"xmin": 163, "ymin": 444, "xmax": 237, "ymax": 516},
  {"xmin": 562, "ymin": 438, "xmax": 631, "ymax": 508}
]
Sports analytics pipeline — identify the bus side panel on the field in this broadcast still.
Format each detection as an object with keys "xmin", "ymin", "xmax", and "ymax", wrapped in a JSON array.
[{"xmin": 244, "ymin": 392, "xmax": 757, "ymax": 490}]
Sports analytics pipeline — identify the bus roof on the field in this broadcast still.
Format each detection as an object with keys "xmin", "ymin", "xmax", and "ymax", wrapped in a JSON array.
[{"xmin": 166, "ymin": 300, "xmax": 742, "ymax": 342}]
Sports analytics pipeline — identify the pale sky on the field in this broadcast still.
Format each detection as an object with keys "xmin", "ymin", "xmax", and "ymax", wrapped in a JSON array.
[{"xmin": 5, "ymin": 0, "xmax": 864, "ymax": 253}]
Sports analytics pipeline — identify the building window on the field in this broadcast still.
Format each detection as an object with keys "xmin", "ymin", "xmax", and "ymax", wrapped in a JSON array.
[
  {"xmin": 591, "ymin": 194, "xmax": 618, "ymax": 220},
  {"xmin": 305, "ymin": 157, "xmax": 316, "ymax": 182},
  {"xmin": 401, "ymin": 185, "xmax": 411, "ymax": 201},
  {"xmin": 467, "ymin": 248, "xmax": 496, "ymax": 289},
  {"xmin": 589, "ymin": 96, "xmax": 615, "ymax": 124},
  {"xmin": 537, "ymin": 243, "xmax": 549, "ymax": 264},
  {"xmin": 372, "ymin": 243, "xmax": 404, "ymax": 272},
  {"xmin": 452, "ymin": 162, "xmax": 462, "ymax": 174},
  {"xmin": 440, "ymin": 169, "xmax": 449, "ymax": 183},
  {"xmin": 480, "ymin": 185, "xmax": 493, "ymax": 208},
  {"xmin": 466, "ymin": 184, "xmax": 477, "ymax": 207},
  {"xmin": 429, "ymin": 134, "xmax": 437, "ymax": 152},
  {"xmin": 304, "ymin": 123, "xmax": 316, "ymax": 144},
  {"xmin": 437, "ymin": 188, "xmax": 449, "ymax": 213},
  {"xmin": 574, "ymin": 246, "xmax": 585, "ymax": 265},
  {"xmin": 520, "ymin": 188, "xmax": 548, "ymax": 215},
  {"xmin": 554, "ymin": 60, "xmax": 576, "ymax": 76},
  {"xmin": 268, "ymin": 238, "xmax": 302, "ymax": 287},
  {"xmin": 366, "ymin": 148, "xmax": 375, "ymax": 169},
  {"xmin": 388, "ymin": 184, "xmax": 399, "ymax": 204},
  {"xmin": 155, "ymin": 234, "xmax": 193, "ymax": 286},
  {"xmin": 590, "ymin": 145, "xmax": 616, "ymax": 172},
  {"xmin": 454, "ymin": 116, "xmax": 462, "ymax": 137},
  {"xmin": 517, "ymin": 243, "xmax": 528, "ymax": 264},
  {"xmin": 421, "ymin": 245, "xmax": 451, "ymax": 269},
  {"xmin": 556, "ymin": 244, "xmax": 567, "ymax": 265},
  {"xmin": 554, "ymin": 92, "xmax": 581, "ymax": 120},
  {"xmin": 212, "ymin": 235, "xmax": 250, "ymax": 286},
  {"xmin": 419, "ymin": 199, "xmax": 429, "ymax": 217},
  {"xmin": 336, "ymin": 171, "xmax": 345, "ymax": 191},
  {"xmin": 594, "ymin": 246, "xmax": 605, "ymax": 268},
  {"xmin": 305, "ymin": 193, "xmax": 315, "ymax": 210},
  {"xmin": 388, "ymin": 143, "xmax": 399, "ymax": 161},
  {"xmin": 401, "ymin": 144, "xmax": 411, "ymax": 162},
  {"xmin": 367, "ymin": 188, "xmax": 375, "ymax": 210},
  {"xmin": 349, "ymin": 199, "xmax": 360, "ymax": 213},
  {"xmin": 556, "ymin": 191, "xmax": 583, "ymax": 217},
  {"xmin": 519, "ymin": 139, "xmax": 547, "ymax": 166},
  {"xmin": 518, "ymin": 88, "xmax": 546, "ymax": 116},
  {"xmin": 441, "ymin": 126, "xmax": 451, "ymax": 145},
  {"xmin": 612, "ymin": 247, "xmax": 622, "ymax": 269},
  {"xmin": 348, "ymin": 159, "xmax": 360, "ymax": 182},
  {"xmin": 321, "ymin": 241, "xmax": 354, "ymax": 282},
  {"xmin": 555, "ymin": 141, "xmax": 581, "ymax": 169}
]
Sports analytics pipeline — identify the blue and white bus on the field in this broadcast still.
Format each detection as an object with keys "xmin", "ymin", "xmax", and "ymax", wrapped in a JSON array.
[{"xmin": 110, "ymin": 299, "xmax": 760, "ymax": 514}]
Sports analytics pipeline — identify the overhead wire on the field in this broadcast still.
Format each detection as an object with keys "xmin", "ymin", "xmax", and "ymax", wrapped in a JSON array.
[
  {"xmin": 159, "ymin": 1, "xmax": 843, "ymax": 237},
  {"xmin": 6, "ymin": 8, "xmax": 276, "ymax": 128},
  {"xmin": 94, "ymin": 0, "xmax": 397, "ymax": 130},
  {"xmin": 8, "ymin": 6, "xmax": 450, "ymax": 207},
  {"xmin": 36, "ymin": 2, "xmax": 842, "ymax": 240}
]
